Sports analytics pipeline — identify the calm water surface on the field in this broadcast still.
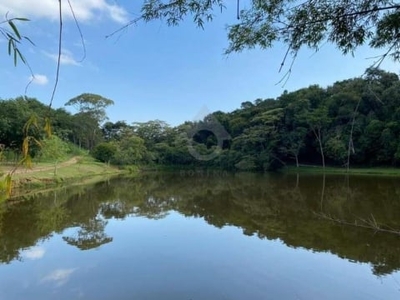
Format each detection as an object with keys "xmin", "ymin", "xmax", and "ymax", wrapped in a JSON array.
[{"xmin": 1, "ymin": 172, "xmax": 400, "ymax": 300}]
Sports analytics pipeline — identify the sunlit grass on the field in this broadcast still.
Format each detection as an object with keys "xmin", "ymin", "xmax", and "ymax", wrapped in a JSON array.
[
  {"xmin": 12, "ymin": 159, "xmax": 119, "ymax": 181},
  {"xmin": 0, "ymin": 156, "xmax": 122, "ymax": 199}
]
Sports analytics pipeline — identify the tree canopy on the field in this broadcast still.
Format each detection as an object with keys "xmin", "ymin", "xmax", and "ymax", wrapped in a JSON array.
[
  {"xmin": 129, "ymin": 0, "xmax": 400, "ymax": 66},
  {"xmin": 65, "ymin": 93, "xmax": 114, "ymax": 124},
  {"xmin": 1, "ymin": 69, "xmax": 400, "ymax": 171}
]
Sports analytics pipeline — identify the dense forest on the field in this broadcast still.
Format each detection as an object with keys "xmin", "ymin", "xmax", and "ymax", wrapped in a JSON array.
[{"xmin": 1, "ymin": 68, "xmax": 400, "ymax": 171}]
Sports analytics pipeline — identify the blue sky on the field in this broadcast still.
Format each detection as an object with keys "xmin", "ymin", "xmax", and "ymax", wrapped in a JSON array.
[{"xmin": 0, "ymin": 0, "xmax": 398, "ymax": 126}]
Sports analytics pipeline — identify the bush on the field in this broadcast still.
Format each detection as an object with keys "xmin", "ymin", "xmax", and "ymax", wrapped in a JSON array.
[{"xmin": 91, "ymin": 142, "xmax": 117, "ymax": 163}]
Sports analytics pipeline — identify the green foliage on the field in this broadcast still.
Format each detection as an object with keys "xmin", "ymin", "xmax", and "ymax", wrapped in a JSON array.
[
  {"xmin": 135, "ymin": 1, "xmax": 400, "ymax": 64},
  {"xmin": 65, "ymin": 93, "xmax": 114, "ymax": 124},
  {"xmin": 0, "ymin": 15, "xmax": 32, "ymax": 66},
  {"xmin": 91, "ymin": 142, "xmax": 117, "ymax": 163},
  {"xmin": 39, "ymin": 136, "xmax": 70, "ymax": 162},
  {"xmin": 112, "ymin": 135, "xmax": 147, "ymax": 165},
  {"xmin": 2, "ymin": 69, "xmax": 400, "ymax": 174},
  {"xmin": 124, "ymin": 165, "xmax": 140, "ymax": 174},
  {"xmin": 235, "ymin": 156, "xmax": 257, "ymax": 171},
  {"xmin": 85, "ymin": 68, "xmax": 400, "ymax": 171},
  {"xmin": 65, "ymin": 93, "xmax": 115, "ymax": 150}
]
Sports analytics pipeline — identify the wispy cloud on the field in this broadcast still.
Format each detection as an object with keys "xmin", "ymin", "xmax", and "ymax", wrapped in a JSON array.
[
  {"xmin": 0, "ymin": 0, "xmax": 129, "ymax": 24},
  {"xmin": 22, "ymin": 246, "xmax": 46, "ymax": 260},
  {"xmin": 44, "ymin": 49, "xmax": 80, "ymax": 66},
  {"xmin": 41, "ymin": 268, "xmax": 77, "ymax": 287},
  {"xmin": 29, "ymin": 74, "xmax": 49, "ymax": 85}
]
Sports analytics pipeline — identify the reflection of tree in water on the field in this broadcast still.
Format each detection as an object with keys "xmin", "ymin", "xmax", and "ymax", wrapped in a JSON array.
[
  {"xmin": 1, "ymin": 173, "xmax": 400, "ymax": 276},
  {"xmin": 38, "ymin": 206, "xmax": 70, "ymax": 234},
  {"xmin": 62, "ymin": 216, "xmax": 112, "ymax": 251},
  {"xmin": 99, "ymin": 201, "xmax": 129, "ymax": 220}
]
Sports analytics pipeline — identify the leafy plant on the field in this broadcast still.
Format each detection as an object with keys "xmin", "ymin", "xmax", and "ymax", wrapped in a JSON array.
[{"xmin": 0, "ymin": 13, "xmax": 33, "ymax": 66}]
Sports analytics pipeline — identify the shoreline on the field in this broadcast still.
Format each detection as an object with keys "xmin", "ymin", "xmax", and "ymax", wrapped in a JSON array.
[
  {"xmin": 3, "ymin": 161, "xmax": 400, "ymax": 200},
  {"xmin": 1, "ymin": 157, "xmax": 124, "ymax": 200},
  {"xmin": 282, "ymin": 165, "xmax": 400, "ymax": 176}
]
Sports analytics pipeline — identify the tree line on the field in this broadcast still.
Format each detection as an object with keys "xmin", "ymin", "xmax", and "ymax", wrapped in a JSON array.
[
  {"xmin": 1, "ymin": 68, "xmax": 400, "ymax": 171},
  {"xmin": 93, "ymin": 68, "xmax": 400, "ymax": 170}
]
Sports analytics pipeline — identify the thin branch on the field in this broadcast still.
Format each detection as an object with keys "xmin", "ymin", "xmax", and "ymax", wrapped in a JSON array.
[
  {"xmin": 23, "ymin": 64, "xmax": 35, "ymax": 95},
  {"xmin": 314, "ymin": 211, "xmax": 400, "ymax": 236},
  {"xmin": 285, "ymin": 5, "xmax": 400, "ymax": 31},
  {"xmin": 276, "ymin": 50, "xmax": 297, "ymax": 87},
  {"xmin": 346, "ymin": 96, "xmax": 362, "ymax": 172},
  {"xmin": 278, "ymin": 45, "xmax": 291, "ymax": 73},
  {"xmin": 67, "ymin": 0, "xmax": 86, "ymax": 62},
  {"xmin": 368, "ymin": 35, "xmax": 400, "ymax": 70},
  {"xmin": 105, "ymin": 16, "xmax": 142, "ymax": 39},
  {"xmin": 49, "ymin": 0, "xmax": 63, "ymax": 109}
]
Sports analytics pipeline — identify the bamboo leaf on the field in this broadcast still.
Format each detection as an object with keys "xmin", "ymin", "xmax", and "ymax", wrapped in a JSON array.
[
  {"xmin": 44, "ymin": 117, "xmax": 52, "ymax": 137},
  {"xmin": 32, "ymin": 137, "xmax": 42, "ymax": 147},
  {"xmin": 16, "ymin": 48, "xmax": 26, "ymax": 64},
  {"xmin": 22, "ymin": 137, "xmax": 29, "ymax": 157},
  {"xmin": 14, "ymin": 17, "xmax": 30, "ymax": 22},
  {"xmin": 25, "ymin": 155, "xmax": 32, "ymax": 169},
  {"xmin": 13, "ymin": 48, "xmax": 17, "ymax": 66},
  {"xmin": 23, "ymin": 115, "xmax": 38, "ymax": 133},
  {"xmin": 8, "ymin": 20, "xmax": 21, "ymax": 40},
  {"xmin": 7, "ymin": 39, "xmax": 12, "ymax": 55},
  {"xmin": 23, "ymin": 36, "xmax": 35, "ymax": 46},
  {"xmin": 6, "ymin": 33, "xmax": 18, "ymax": 42}
]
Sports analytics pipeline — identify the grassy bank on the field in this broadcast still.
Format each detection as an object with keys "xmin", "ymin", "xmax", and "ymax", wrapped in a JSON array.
[
  {"xmin": 283, "ymin": 165, "xmax": 400, "ymax": 176},
  {"xmin": 1, "ymin": 156, "xmax": 123, "ymax": 199}
]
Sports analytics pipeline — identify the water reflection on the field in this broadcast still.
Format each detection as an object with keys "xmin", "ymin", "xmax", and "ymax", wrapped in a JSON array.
[{"xmin": 1, "ymin": 172, "xmax": 400, "ymax": 277}]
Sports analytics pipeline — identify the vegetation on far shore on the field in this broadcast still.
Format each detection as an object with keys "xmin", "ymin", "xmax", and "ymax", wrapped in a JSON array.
[
  {"xmin": 0, "ymin": 136, "xmax": 124, "ymax": 200},
  {"xmin": 2, "ymin": 68, "xmax": 400, "ymax": 200},
  {"xmin": 283, "ymin": 165, "xmax": 400, "ymax": 176},
  {"xmin": 1, "ymin": 156, "xmax": 122, "ymax": 199}
]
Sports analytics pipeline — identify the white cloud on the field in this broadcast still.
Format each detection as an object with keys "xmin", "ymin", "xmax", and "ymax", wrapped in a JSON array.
[
  {"xmin": 41, "ymin": 268, "xmax": 77, "ymax": 287},
  {"xmin": 0, "ymin": 0, "xmax": 129, "ymax": 24},
  {"xmin": 22, "ymin": 246, "xmax": 46, "ymax": 260},
  {"xmin": 44, "ymin": 49, "xmax": 80, "ymax": 66},
  {"xmin": 29, "ymin": 74, "xmax": 49, "ymax": 85}
]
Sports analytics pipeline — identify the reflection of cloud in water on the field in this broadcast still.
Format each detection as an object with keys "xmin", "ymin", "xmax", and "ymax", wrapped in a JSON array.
[
  {"xmin": 41, "ymin": 268, "xmax": 76, "ymax": 286},
  {"xmin": 22, "ymin": 246, "xmax": 45, "ymax": 260}
]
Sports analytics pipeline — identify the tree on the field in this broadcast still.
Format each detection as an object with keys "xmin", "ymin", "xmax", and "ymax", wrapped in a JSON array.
[
  {"xmin": 306, "ymin": 106, "xmax": 331, "ymax": 169},
  {"xmin": 91, "ymin": 142, "xmax": 117, "ymax": 164},
  {"xmin": 70, "ymin": 112, "xmax": 100, "ymax": 150},
  {"xmin": 281, "ymin": 97, "xmax": 310, "ymax": 167},
  {"xmin": 65, "ymin": 93, "xmax": 114, "ymax": 150},
  {"xmin": 40, "ymin": 135, "xmax": 70, "ymax": 176},
  {"xmin": 112, "ymin": 132, "xmax": 147, "ymax": 165},
  {"xmin": 65, "ymin": 93, "xmax": 114, "ymax": 124},
  {"xmin": 132, "ymin": 120, "xmax": 171, "ymax": 148},
  {"xmin": 282, "ymin": 127, "xmax": 307, "ymax": 168},
  {"xmin": 102, "ymin": 121, "xmax": 131, "ymax": 142},
  {"xmin": 126, "ymin": 1, "xmax": 400, "ymax": 68}
]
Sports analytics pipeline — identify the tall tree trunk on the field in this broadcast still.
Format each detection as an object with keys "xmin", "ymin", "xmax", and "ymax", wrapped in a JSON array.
[
  {"xmin": 319, "ymin": 139, "xmax": 325, "ymax": 169},
  {"xmin": 313, "ymin": 127, "xmax": 325, "ymax": 169},
  {"xmin": 347, "ymin": 98, "xmax": 361, "ymax": 172}
]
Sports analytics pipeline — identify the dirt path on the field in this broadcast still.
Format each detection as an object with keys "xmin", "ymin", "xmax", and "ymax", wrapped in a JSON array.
[{"xmin": 8, "ymin": 156, "xmax": 80, "ymax": 174}]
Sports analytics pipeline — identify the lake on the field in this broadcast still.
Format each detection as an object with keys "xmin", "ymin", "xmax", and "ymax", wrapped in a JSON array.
[{"xmin": 0, "ymin": 172, "xmax": 400, "ymax": 300}]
